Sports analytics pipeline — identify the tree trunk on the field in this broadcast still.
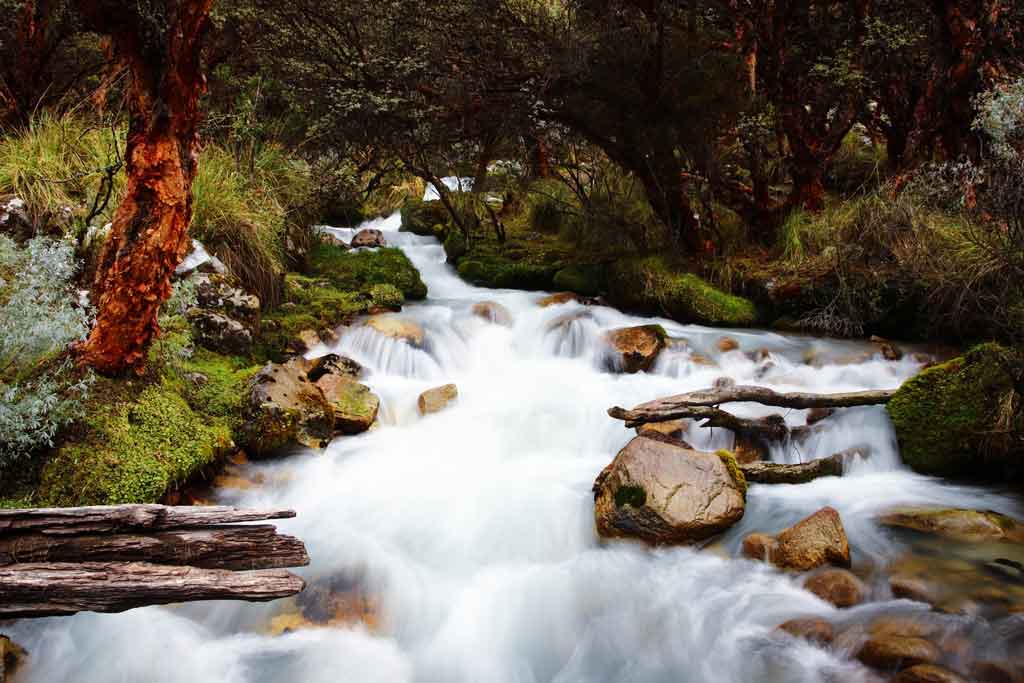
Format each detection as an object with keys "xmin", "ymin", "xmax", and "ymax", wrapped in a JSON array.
[{"xmin": 77, "ymin": 0, "xmax": 213, "ymax": 375}]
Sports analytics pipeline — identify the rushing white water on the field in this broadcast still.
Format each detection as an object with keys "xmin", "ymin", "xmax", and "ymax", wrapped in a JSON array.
[{"xmin": 10, "ymin": 213, "xmax": 1024, "ymax": 683}]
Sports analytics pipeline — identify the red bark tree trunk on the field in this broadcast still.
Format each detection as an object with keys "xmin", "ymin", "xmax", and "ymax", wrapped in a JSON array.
[{"xmin": 77, "ymin": 0, "xmax": 212, "ymax": 375}]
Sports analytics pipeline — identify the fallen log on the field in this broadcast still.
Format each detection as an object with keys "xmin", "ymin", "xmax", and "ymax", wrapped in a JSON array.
[
  {"xmin": 739, "ymin": 447, "xmax": 869, "ymax": 484},
  {"xmin": 0, "ymin": 504, "xmax": 296, "ymax": 536},
  {"xmin": 611, "ymin": 385, "xmax": 896, "ymax": 426},
  {"xmin": 610, "ymin": 404, "xmax": 814, "ymax": 441},
  {"xmin": 0, "ymin": 525, "xmax": 309, "ymax": 571},
  {"xmin": 0, "ymin": 562, "xmax": 305, "ymax": 619}
]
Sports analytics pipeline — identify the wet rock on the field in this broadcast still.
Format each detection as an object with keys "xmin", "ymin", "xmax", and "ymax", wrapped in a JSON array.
[
  {"xmin": 593, "ymin": 434, "xmax": 746, "ymax": 545},
  {"xmin": 857, "ymin": 635, "xmax": 941, "ymax": 670},
  {"xmin": 603, "ymin": 325, "xmax": 667, "ymax": 374},
  {"xmin": 350, "ymin": 228, "xmax": 386, "ymax": 248},
  {"xmin": 717, "ymin": 337, "xmax": 740, "ymax": 352},
  {"xmin": 365, "ymin": 315, "xmax": 425, "ymax": 347},
  {"xmin": 744, "ymin": 507, "xmax": 851, "ymax": 571},
  {"xmin": 240, "ymin": 362, "xmax": 335, "ymax": 454},
  {"xmin": 778, "ymin": 617, "xmax": 835, "ymax": 645},
  {"xmin": 471, "ymin": 301, "xmax": 513, "ymax": 326},
  {"xmin": 538, "ymin": 291, "xmax": 581, "ymax": 307},
  {"xmin": 895, "ymin": 664, "xmax": 968, "ymax": 683},
  {"xmin": 867, "ymin": 616, "xmax": 942, "ymax": 641},
  {"xmin": 733, "ymin": 435, "xmax": 767, "ymax": 464},
  {"xmin": 890, "ymin": 575, "xmax": 940, "ymax": 606},
  {"xmin": 972, "ymin": 659, "xmax": 1024, "ymax": 683},
  {"xmin": 878, "ymin": 508, "xmax": 1024, "ymax": 544},
  {"xmin": 316, "ymin": 374, "xmax": 380, "ymax": 435},
  {"xmin": 418, "ymin": 384, "xmax": 458, "ymax": 416},
  {"xmin": 307, "ymin": 354, "xmax": 363, "ymax": 382},
  {"xmin": 804, "ymin": 568, "xmax": 866, "ymax": 608},
  {"xmin": 806, "ymin": 407, "xmax": 834, "ymax": 425},
  {"xmin": 871, "ymin": 336, "xmax": 904, "ymax": 361},
  {"xmin": 1, "ymin": 635, "xmax": 26, "ymax": 680},
  {"xmin": 636, "ymin": 419, "xmax": 690, "ymax": 444},
  {"xmin": 185, "ymin": 309, "xmax": 254, "ymax": 355}
]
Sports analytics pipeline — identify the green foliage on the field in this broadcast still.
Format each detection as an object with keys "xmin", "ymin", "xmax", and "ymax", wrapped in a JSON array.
[
  {"xmin": 614, "ymin": 484, "xmax": 647, "ymax": 508},
  {"xmin": 887, "ymin": 344, "xmax": 1022, "ymax": 480},
  {"xmin": 607, "ymin": 256, "xmax": 759, "ymax": 327},
  {"xmin": 370, "ymin": 283, "xmax": 403, "ymax": 309},
  {"xmin": 716, "ymin": 449, "xmax": 748, "ymax": 497},
  {"xmin": 552, "ymin": 264, "xmax": 606, "ymax": 296},
  {"xmin": 308, "ymin": 243, "xmax": 427, "ymax": 300},
  {"xmin": 399, "ymin": 197, "xmax": 447, "ymax": 236}
]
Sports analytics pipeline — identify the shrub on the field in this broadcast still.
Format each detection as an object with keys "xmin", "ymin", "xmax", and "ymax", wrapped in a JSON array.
[{"xmin": 0, "ymin": 235, "xmax": 93, "ymax": 467}]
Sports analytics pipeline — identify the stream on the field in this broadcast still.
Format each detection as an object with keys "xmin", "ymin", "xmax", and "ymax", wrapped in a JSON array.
[{"xmin": 8, "ymin": 211, "xmax": 1024, "ymax": 682}]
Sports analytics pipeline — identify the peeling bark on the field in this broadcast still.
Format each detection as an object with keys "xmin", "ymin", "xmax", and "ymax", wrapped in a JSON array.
[{"xmin": 77, "ymin": 0, "xmax": 213, "ymax": 375}]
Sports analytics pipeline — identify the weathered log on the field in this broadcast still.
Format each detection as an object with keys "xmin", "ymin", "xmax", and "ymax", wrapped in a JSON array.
[
  {"xmin": 0, "ymin": 525, "xmax": 309, "ymax": 570},
  {"xmin": 739, "ymin": 448, "xmax": 869, "ymax": 484},
  {"xmin": 610, "ymin": 404, "xmax": 815, "ymax": 442},
  {"xmin": 0, "ymin": 505, "xmax": 295, "ymax": 536},
  {"xmin": 610, "ymin": 385, "xmax": 896, "ymax": 426},
  {"xmin": 0, "ymin": 562, "xmax": 305, "ymax": 619}
]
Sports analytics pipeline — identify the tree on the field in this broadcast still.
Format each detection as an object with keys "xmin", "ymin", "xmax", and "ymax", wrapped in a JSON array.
[{"xmin": 76, "ymin": 0, "xmax": 213, "ymax": 375}]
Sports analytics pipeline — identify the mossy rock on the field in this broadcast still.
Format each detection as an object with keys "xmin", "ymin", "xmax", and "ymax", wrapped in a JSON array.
[
  {"xmin": 308, "ymin": 244, "xmax": 427, "ymax": 300},
  {"xmin": 400, "ymin": 198, "xmax": 449, "ymax": 236},
  {"xmin": 717, "ymin": 449, "xmax": 748, "ymax": 497},
  {"xmin": 607, "ymin": 256, "xmax": 759, "ymax": 327},
  {"xmin": 370, "ymin": 283, "xmax": 403, "ymax": 309},
  {"xmin": 887, "ymin": 343, "xmax": 1021, "ymax": 480},
  {"xmin": 38, "ymin": 380, "xmax": 234, "ymax": 506},
  {"xmin": 443, "ymin": 229, "xmax": 468, "ymax": 262},
  {"xmin": 457, "ymin": 257, "xmax": 557, "ymax": 291},
  {"xmin": 553, "ymin": 264, "xmax": 606, "ymax": 297}
]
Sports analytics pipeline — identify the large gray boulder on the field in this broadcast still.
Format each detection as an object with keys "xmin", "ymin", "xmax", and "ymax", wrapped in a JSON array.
[
  {"xmin": 185, "ymin": 272, "xmax": 261, "ymax": 355},
  {"xmin": 593, "ymin": 434, "xmax": 747, "ymax": 545}
]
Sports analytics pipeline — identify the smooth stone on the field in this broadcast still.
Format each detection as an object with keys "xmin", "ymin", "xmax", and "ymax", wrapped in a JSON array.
[
  {"xmin": 778, "ymin": 617, "xmax": 835, "ymax": 645},
  {"xmin": 857, "ymin": 636, "xmax": 941, "ymax": 670},
  {"xmin": 418, "ymin": 384, "xmax": 459, "ymax": 416},
  {"xmin": 365, "ymin": 316, "xmax": 425, "ymax": 347},
  {"xmin": 603, "ymin": 325, "xmax": 667, "ymax": 373},
  {"xmin": 803, "ymin": 568, "xmax": 866, "ymax": 608},
  {"xmin": 471, "ymin": 301, "xmax": 513, "ymax": 326},
  {"xmin": 895, "ymin": 664, "xmax": 968, "ymax": 683},
  {"xmin": 316, "ymin": 375, "xmax": 380, "ymax": 435}
]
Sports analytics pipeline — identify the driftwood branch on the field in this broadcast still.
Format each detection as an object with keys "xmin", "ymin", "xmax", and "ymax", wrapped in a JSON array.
[
  {"xmin": 0, "ymin": 504, "xmax": 296, "ymax": 535},
  {"xmin": 610, "ymin": 385, "xmax": 896, "ymax": 427},
  {"xmin": 0, "ymin": 562, "xmax": 305, "ymax": 619},
  {"xmin": 0, "ymin": 525, "xmax": 309, "ymax": 570},
  {"xmin": 611, "ymin": 404, "xmax": 813, "ymax": 441},
  {"xmin": 739, "ymin": 447, "xmax": 869, "ymax": 484}
]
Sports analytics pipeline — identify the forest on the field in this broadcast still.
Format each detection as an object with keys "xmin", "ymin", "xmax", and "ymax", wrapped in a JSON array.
[{"xmin": 0, "ymin": 1, "xmax": 1023, "ymax": 682}]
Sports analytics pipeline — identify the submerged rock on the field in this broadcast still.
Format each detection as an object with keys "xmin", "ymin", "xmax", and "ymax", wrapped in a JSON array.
[
  {"xmin": 593, "ymin": 434, "xmax": 746, "ymax": 545},
  {"xmin": 365, "ymin": 315, "xmax": 425, "ymax": 347},
  {"xmin": 471, "ymin": 301, "xmax": 513, "ymax": 326},
  {"xmin": 879, "ymin": 507, "xmax": 1024, "ymax": 544},
  {"xmin": 418, "ymin": 384, "xmax": 458, "ymax": 416},
  {"xmin": 350, "ymin": 228, "xmax": 386, "ymax": 248},
  {"xmin": 857, "ymin": 635, "xmax": 941, "ymax": 671},
  {"xmin": 240, "ymin": 362, "xmax": 335, "ymax": 454},
  {"xmin": 803, "ymin": 568, "xmax": 865, "ymax": 608},
  {"xmin": 538, "ymin": 291, "xmax": 581, "ymax": 307},
  {"xmin": 742, "ymin": 507, "xmax": 851, "ymax": 571},
  {"xmin": 778, "ymin": 617, "xmax": 835, "ymax": 645},
  {"xmin": 603, "ymin": 325, "xmax": 667, "ymax": 374},
  {"xmin": 895, "ymin": 664, "xmax": 967, "ymax": 683},
  {"xmin": 316, "ymin": 375, "xmax": 380, "ymax": 435}
]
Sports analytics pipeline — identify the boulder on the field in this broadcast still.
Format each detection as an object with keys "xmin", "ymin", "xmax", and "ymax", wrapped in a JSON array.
[
  {"xmin": 538, "ymin": 292, "xmax": 580, "ymax": 307},
  {"xmin": 185, "ymin": 309, "xmax": 254, "ymax": 355},
  {"xmin": 175, "ymin": 239, "xmax": 228, "ymax": 278},
  {"xmin": 742, "ymin": 507, "xmax": 851, "ymax": 571},
  {"xmin": 593, "ymin": 434, "xmax": 746, "ymax": 545},
  {"xmin": 418, "ymin": 384, "xmax": 458, "ymax": 416},
  {"xmin": 240, "ymin": 362, "xmax": 335, "ymax": 454},
  {"xmin": 0, "ymin": 196, "xmax": 32, "ymax": 239},
  {"xmin": 293, "ymin": 329, "xmax": 323, "ymax": 354},
  {"xmin": 717, "ymin": 337, "xmax": 740, "ymax": 352},
  {"xmin": 890, "ymin": 576, "xmax": 939, "ymax": 605},
  {"xmin": 307, "ymin": 354, "xmax": 363, "ymax": 382},
  {"xmin": 194, "ymin": 273, "xmax": 261, "ymax": 331},
  {"xmin": 636, "ymin": 419, "xmax": 689, "ymax": 443},
  {"xmin": 316, "ymin": 374, "xmax": 380, "ymax": 435},
  {"xmin": 778, "ymin": 617, "xmax": 834, "ymax": 645},
  {"xmin": 365, "ymin": 315, "xmax": 425, "ymax": 347},
  {"xmin": 350, "ymin": 228, "xmax": 386, "ymax": 249},
  {"xmin": 400, "ymin": 198, "xmax": 449, "ymax": 236},
  {"xmin": 803, "ymin": 568, "xmax": 865, "ymax": 608},
  {"xmin": 471, "ymin": 301, "xmax": 513, "ymax": 326},
  {"xmin": 857, "ymin": 636, "xmax": 941, "ymax": 671},
  {"xmin": 895, "ymin": 665, "xmax": 967, "ymax": 683},
  {"xmin": 603, "ymin": 325, "xmax": 667, "ymax": 373},
  {"xmin": 878, "ymin": 508, "xmax": 1024, "ymax": 544}
]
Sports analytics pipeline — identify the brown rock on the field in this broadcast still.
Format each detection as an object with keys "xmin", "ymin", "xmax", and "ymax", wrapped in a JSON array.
[
  {"xmin": 717, "ymin": 337, "xmax": 740, "ymax": 352},
  {"xmin": 972, "ymin": 660, "xmax": 1024, "ymax": 683},
  {"xmin": 857, "ymin": 636, "xmax": 941, "ymax": 670},
  {"xmin": 733, "ymin": 435, "xmax": 767, "ymax": 464},
  {"xmin": 594, "ymin": 435, "xmax": 746, "ymax": 545},
  {"xmin": 538, "ymin": 292, "xmax": 580, "ymax": 307},
  {"xmin": 868, "ymin": 616, "xmax": 941, "ymax": 640},
  {"xmin": 778, "ymin": 617, "xmax": 834, "ymax": 645},
  {"xmin": 307, "ymin": 354, "xmax": 363, "ymax": 382},
  {"xmin": 604, "ymin": 325, "xmax": 667, "ymax": 373},
  {"xmin": 772, "ymin": 507, "xmax": 851, "ymax": 571},
  {"xmin": 890, "ymin": 576, "xmax": 939, "ymax": 606},
  {"xmin": 418, "ymin": 384, "xmax": 459, "ymax": 416},
  {"xmin": 896, "ymin": 664, "xmax": 968, "ymax": 683},
  {"xmin": 241, "ymin": 362, "xmax": 335, "ymax": 454},
  {"xmin": 803, "ymin": 568, "xmax": 866, "ymax": 608},
  {"xmin": 316, "ymin": 374, "xmax": 380, "ymax": 435},
  {"xmin": 295, "ymin": 328, "xmax": 323, "ymax": 352},
  {"xmin": 636, "ymin": 419, "xmax": 690, "ymax": 444},
  {"xmin": 365, "ymin": 315, "xmax": 425, "ymax": 347},
  {"xmin": 471, "ymin": 301, "xmax": 513, "ymax": 326},
  {"xmin": 742, "ymin": 533, "xmax": 779, "ymax": 561},
  {"xmin": 878, "ymin": 508, "xmax": 1024, "ymax": 544},
  {"xmin": 1, "ymin": 635, "xmax": 27, "ymax": 679},
  {"xmin": 350, "ymin": 228, "xmax": 386, "ymax": 248}
]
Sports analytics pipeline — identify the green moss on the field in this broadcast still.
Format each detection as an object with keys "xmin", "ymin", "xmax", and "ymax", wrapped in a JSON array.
[
  {"xmin": 716, "ymin": 449, "xmax": 748, "ymax": 497},
  {"xmin": 887, "ymin": 343, "xmax": 1017, "ymax": 479},
  {"xmin": 370, "ymin": 283, "xmax": 403, "ymax": 308},
  {"xmin": 553, "ymin": 264, "xmax": 606, "ymax": 296},
  {"xmin": 309, "ymin": 244, "xmax": 427, "ymax": 300},
  {"xmin": 38, "ymin": 379, "xmax": 233, "ymax": 506},
  {"xmin": 614, "ymin": 484, "xmax": 648, "ymax": 508},
  {"xmin": 400, "ymin": 198, "xmax": 449, "ymax": 236},
  {"xmin": 607, "ymin": 256, "xmax": 759, "ymax": 326},
  {"xmin": 177, "ymin": 349, "xmax": 260, "ymax": 430}
]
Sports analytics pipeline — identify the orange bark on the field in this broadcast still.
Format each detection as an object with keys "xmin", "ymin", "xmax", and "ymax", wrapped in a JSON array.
[{"xmin": 77, "ymin": 0, "xmax": 213, "ymax": 375}]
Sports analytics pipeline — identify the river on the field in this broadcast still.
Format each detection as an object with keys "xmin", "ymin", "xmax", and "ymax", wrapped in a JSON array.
[{"xmin": 9, "ymin": 211, "xmax": 1024, "ymax": 682}]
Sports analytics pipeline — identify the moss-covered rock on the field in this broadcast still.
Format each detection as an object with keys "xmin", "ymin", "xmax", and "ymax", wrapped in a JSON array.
[
  {"xmin": 400, "ymin": 198, "xmax": 449, "ymax": 236},
  {"xmin": 887, "ymin": 343, "xmax": 1021, "ymax": 480},
  {"xmin": 606, "ymin": 256, "xmax": 759, "ymax": 327},
  {"xmin": 239, "ymin": 362, "xmax": 335, "ymax": 455},
  {"xmin": 309, "ymin": 243, "xmax": 427, "ymax": 300},
  {"xmin": 316, "ymin": 374, "xmax": 380, "ymax": 435},
  {"xmin": 553, "ymin": 264, "xmax": 606, "ymax": 296},
  {"xmin": 370, "ymin": 283, "xmax": 403, "ymax": 309},
  {"xmin": 38, "ymin": 380, "xmax": 234, "ymax": 506}
]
